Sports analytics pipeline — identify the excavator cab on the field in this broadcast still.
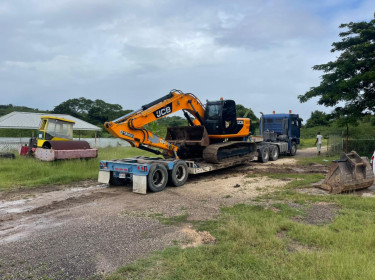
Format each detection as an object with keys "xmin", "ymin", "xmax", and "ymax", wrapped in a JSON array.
[{"xmin": 204, "ymin": 100, "xmax": 239, "ymax": 135}]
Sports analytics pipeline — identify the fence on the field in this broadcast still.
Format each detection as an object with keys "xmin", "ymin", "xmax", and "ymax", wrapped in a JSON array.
[
  {"xmin": 327, "ymin": 134, "xmax": 375, "ymax": 158},
  {"xmin": 326, "ymin": 134, "xmax": 343, "ymax": 156},
  {"xmin": 0, "ymin": 137, "xmax": 130, "ymax": 152},
  {"xmin": 345, "ymin": 139, "xmax": 375, "ymax": 158}
]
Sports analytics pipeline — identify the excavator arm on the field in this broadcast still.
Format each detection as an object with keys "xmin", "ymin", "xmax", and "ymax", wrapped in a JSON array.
[{"xmin": 104, "ymin": 90, "xmax": 206, "ymax": 157}]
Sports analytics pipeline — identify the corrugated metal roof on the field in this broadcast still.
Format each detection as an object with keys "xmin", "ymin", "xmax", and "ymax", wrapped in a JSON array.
[{"xmin": 0, "ymin": 112, "xmax": 101, "ymax": 131}]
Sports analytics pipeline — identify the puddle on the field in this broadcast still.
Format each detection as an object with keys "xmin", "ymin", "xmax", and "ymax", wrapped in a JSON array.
[
  {"xmin": 0, "ymin": 185, "xmax": 105, "ymax": 215},
  {"xmin": 0, "ymin": 216, "xmax": 66, "ymax": 244},
  {"xmin": 0, "ymin": 199, "xmax": 34, "ymax": 214}
]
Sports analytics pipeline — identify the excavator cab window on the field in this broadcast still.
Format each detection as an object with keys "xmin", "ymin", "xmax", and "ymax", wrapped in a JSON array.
[
  {"xmin": 204, "ymin": 100, "xmax": 238, "ymax": 135},
  {"xmin": 222, "ymin": 100, "xmax": 238, "ymax": 134}
]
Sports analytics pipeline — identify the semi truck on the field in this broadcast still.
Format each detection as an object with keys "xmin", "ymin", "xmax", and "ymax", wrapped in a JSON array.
[
  {"xmin": 98, "ymin": 90, "xmax": 301, "ymax": 194},
  {"xmin": 256, "ymin": 112, "xmax": 301, "ymax": 162}
]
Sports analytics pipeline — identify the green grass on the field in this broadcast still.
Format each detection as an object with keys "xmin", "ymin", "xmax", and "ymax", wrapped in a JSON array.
[
  {"xmin": 300, "ymin": 118, "xmax": 375, "ymax": 139},
  {"xmin": 0, "ymin": 147, "xmax": 155, "ymax": 191},
  {"xmin": 156, "ymin": 214, "xmax": 190, "ymax": 225},
  {"xmin": 299, "ymin": 138, "xmax": 328, "ymax": 148},
  {"xmin": 107, "ymin": 169, "xmax": 375, "ymax": 280},
  {"xmin": 296, "ymin": 155, "xmax": 338, "ymax": 166}
]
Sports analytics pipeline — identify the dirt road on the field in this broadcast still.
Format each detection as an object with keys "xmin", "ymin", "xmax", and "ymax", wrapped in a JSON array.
[{"xmin": 0, "ymin": 149, "xmax": 352, "ymax": 279}]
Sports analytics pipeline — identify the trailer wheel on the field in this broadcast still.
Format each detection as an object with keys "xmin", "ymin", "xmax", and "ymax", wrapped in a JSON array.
[
  {"xmin": 269, "ymin": 146, "xmax": 279, "ymax": 161},
  {"xmin": 170, "ymin": 160, "xmax": 188, "ymax": 187},
  {"xmin": 147, "ymin": 164, "xmax": 168, "ymax": 192},
  {"xmin": 258, "ymin": 147, "xmax": 269, "ymax": 163},
  {"xmin": 289, "ymin": 142, "xmax": 297, "ymax": 156}
]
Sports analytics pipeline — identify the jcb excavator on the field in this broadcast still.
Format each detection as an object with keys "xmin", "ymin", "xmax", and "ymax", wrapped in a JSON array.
[{"xmin": 104, "ymin": 89, "xmax": 255, "ymax": 163}]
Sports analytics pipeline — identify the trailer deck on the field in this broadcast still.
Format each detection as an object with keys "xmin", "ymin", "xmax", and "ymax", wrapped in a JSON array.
[{"xmin": 98, "ymin": 153, "xmax": 257, "ymax": 194}]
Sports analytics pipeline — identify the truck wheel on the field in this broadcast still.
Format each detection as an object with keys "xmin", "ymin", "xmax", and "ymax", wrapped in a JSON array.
[
  {"xmin": 269, "ymin": 146, "xmax": 279, "ymax": 161},
  {"xmin": 170, "ymin": 160, "xmax": 188, "ymax": 187},
  {"xmin": 289, "ymin": 142, "xmax": 297, "ymax": 156},
  {"xmin": 147, "ymin": 164, "xmax": 168, "ymax": 192},
  {"xmin": 258, "ymin": 147, "xmax": 269, "ymax": 163}
]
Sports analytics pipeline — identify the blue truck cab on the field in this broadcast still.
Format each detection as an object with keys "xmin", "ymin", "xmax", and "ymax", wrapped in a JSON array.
[{"xmin": 259, "ymin": 113, "xmax": 302, "ymax": 156}]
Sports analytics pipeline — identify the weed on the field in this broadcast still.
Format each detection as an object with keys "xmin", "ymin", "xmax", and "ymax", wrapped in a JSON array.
[
  {"xmin": 157, "ymin": 213, "xmax": 189, "ymax": 225},
  {"xmin": 148, "ymin": 212, "xmax": 164, "ymax": 218}
]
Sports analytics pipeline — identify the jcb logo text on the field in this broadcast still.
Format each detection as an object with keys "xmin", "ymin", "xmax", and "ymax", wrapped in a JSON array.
[{"xmin": 154, "ymin": 103, "xmax": 172, "ymax": 118}]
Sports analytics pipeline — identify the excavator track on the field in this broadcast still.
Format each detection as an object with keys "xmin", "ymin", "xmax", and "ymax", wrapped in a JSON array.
[{"xmin": 202, "ymin": 141, "xmax": 257, "ymax": 164}]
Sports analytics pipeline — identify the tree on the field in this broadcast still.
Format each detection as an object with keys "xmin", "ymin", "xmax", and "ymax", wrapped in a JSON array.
[
  {"xmin": 52, "ymin": 98, "xmax": 131, "ymax": 125},
  {"xmin": 0, "ymin": 104, "xmax": 44, "ymax": 117},
  {"xmin": 87, "ymin": 100, "xmax": 132, "ymax": 125},
  {"xmin": 299, "ymin": 14, "xmax": 375, "ymax": 119},
  {"xmin": 236, "ymin": 104, "xmax": 258, "ymax": 120},
  {"xmin": 236, "ymin": 104, "xmax": 259, "ymax": 133},
  {"xmin": 52, "ymin": 97, "xmax": 94, "ymax": 120},
  {"xmin": 305, "ymin": 110, "xmax": 330, "ymax": 128}
]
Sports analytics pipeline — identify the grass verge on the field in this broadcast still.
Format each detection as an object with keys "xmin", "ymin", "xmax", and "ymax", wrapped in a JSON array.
[
  {"xmin": 0, "ymin": 147, "xmax": 154, "ymax": 191},
  {"xmin": 296, "ymin": 155, "xmax": 337, "ymax": 166},
  {"xmin": 299, "ymin": 138, "xmax": 327, "ymax": 148},
  {"xmin": 107, "ymin": 171, "xmax": 375, "ymax": 280}
]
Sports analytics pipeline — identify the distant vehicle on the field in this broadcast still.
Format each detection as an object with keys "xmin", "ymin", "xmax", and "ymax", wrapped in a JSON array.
[
  {"xmin": 20, "ymin": 116, "xmax": 98, "ymax": 161},
  {"xmin": 371, "ymin": 151, "xmax": 375, "ymax": 174}
]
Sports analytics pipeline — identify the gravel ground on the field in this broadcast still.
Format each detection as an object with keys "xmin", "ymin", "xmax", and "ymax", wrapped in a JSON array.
[{"xmin": 0, "ymin": 148, "xmax": 371, "ymax": 279}]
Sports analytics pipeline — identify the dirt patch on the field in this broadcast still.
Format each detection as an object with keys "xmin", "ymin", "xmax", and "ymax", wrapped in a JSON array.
[
  {"xmin": 180, "ymin": 225, "xmax": 216, "ymax": 248},
  {"xmin": 288, "ymin": 202, "xmax": 340, "ymax": 225},
  {"xmin": 0, "ymin": 149, "xmax": 355, "ymax": 279},
  {"xmin": 303, "ymin": 202, "xmax": 340, "ymax": 225}
]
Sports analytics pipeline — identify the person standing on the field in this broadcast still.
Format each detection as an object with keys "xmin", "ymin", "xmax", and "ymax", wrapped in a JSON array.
[{"xmin": 315, "ymin": 132, "xmax": 323, "ymax": 155}]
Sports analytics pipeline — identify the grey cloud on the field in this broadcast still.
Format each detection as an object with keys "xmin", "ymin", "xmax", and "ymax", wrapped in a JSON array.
[{"xmin": 0, "ymin": 0, "xmax": 373, "ymax": 122}]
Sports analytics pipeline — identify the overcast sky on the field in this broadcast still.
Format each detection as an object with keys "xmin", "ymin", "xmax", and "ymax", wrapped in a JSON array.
[{"xmin": 0, "ymin": 0, "xmax": 373, "ymax": 121}]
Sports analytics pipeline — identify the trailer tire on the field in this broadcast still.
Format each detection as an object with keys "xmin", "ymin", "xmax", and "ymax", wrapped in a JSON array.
[
  {"xmin": 269, "ymin": 146, "xmax": 279, "ymax": 161},
  {"xmin": 258, "ymin": 147, "xmax": 269, "ymax": 163},
  {"xmin": 169, "ymin": 160, "xmax": 188, "ymax": 187},
  {"xmin": 289, "ymin": 142, "xmax": 297, "ymax": 156},
  {"xmin": 147, "ymin": 164, "xmax": 168, "ymax": 192}
]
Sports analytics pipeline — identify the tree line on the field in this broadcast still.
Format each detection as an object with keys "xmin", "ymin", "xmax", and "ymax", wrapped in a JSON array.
[{"xmin": 0, "ymin": 98, "xmax": 260, "ymax": 137}]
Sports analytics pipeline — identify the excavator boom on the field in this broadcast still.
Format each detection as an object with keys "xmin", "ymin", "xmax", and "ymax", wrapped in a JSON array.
[{"xmin": 105, "ymin": 90, "xmax": 207, "ymax": 156}]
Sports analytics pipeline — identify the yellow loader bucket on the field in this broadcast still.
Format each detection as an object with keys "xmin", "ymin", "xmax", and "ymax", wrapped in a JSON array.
[{"xmin": 321, "ymin": 151, "xmax": 374, "ymax": 194}]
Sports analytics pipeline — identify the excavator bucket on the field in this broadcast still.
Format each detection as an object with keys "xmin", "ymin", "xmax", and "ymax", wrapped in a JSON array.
[
  {"xmin": 321, "ymin": 151, "xmax": 374, "ymax": 194},
  {"xmin": 166, "ymin": 126, "xmax": 210, "ymax": 147}
]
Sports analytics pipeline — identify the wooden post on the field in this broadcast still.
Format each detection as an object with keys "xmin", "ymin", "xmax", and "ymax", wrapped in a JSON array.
[
  {"xmin": 95, "ymin": 131, "xmax": 97, "ymax": 148},
  {"xmin": 346, "ymin": 124, "xmax": 349, "ymax": 153}
]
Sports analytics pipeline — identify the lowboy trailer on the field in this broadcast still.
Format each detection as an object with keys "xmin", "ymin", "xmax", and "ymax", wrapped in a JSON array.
[{"xmin": 98, "ymin": 152, "xmax": 256, "ymax": 194}]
